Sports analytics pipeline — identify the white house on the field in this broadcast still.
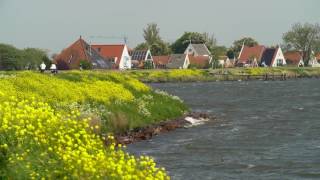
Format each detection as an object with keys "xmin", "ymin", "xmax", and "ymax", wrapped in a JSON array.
[
  {"xmin": 92, "ymin": 44, "xmax": 131, "ymax": 70},
  {"xmin": 184, "ymin": 43, "xmax": 211, "ymax": 57},
  {"xmin": 129, "ymin": 49, "xmax": 153, "ymax": 69}
]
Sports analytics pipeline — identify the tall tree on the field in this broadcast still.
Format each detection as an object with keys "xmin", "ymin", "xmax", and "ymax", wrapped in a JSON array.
[
  {"xmin": 135, "ymin": 23, "xmax": 171, "ymax": 55},
  {"xmin": 231, "ymin": 37, "xmax": 259, "ymax": 58},
  {"xmin": 143, "ymin": 23, "xmax": 161, "ymax": 45},
  {"xmin": 170, "ymin": 32, "xmax": 217, "ymax": 54},
  {"xmin": 283, "ymin": 23, "xmax": 320, "ymax": 65}
]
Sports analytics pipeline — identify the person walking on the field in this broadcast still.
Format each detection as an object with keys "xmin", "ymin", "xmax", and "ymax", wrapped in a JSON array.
[
  {"xmin": 40, "ymin": 62, "xmax": 46, "ymax": 73},
  {"xmin": 50, "ymin": 63, "xmax": 57, "ymax": 74}
]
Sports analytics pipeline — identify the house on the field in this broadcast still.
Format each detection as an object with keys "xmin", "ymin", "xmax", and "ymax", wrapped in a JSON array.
[
  {"xmin": 308, "ymin": 53, "xmax": 320, "ymax": 67},
  {"xmin": 184, "ymin": 43, "xmax": 212, "ymax": 57},
  {"xmin": 129, "ymin": 49, "xmax": 153, "ymax": 69},
  {"xmin": 54, "ymin": 37, "xmax": 112, "ymax": 70},
  {"xmin": 153, "ymin": 56, "xmax": 170, "ymax": 69},
  {"xmin": 260, "ymin": 47, "xmax": 286, "ymax": 67},
  {"xmin": 284, "ymin": 51, "xmax": 304, "ymax": 67},
  {"xmin": 218, "ymin": 56, "xmax": 235, "ymax": 68},
  {"xmin": 91, "ymin": 44, "xmax": 131, "ymax": 70},
  {"xmin": 188, "ymin": 55, "xmax": 211, "ymax": 69},
  {"xmin": 237, "ymin": 45, "xmax": 286, "ymax": 67},
  {"xmin": 317, "ymin": 53, "xmax": 320, "ymax": 63},
  {"xmin": 237, "ymin": 45, "xmax": 265, "ymax": 67},
  {"xmin": 166, "ymin": 54, "xmax": 190, "ymax": 69}
]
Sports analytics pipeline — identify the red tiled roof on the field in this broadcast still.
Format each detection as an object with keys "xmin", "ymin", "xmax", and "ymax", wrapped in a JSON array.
[
  {"xmin": 153, "ymin": 56, "xmax": 170, "ymax": 65},
  {"xmin": 92, "ymin": 44, "xmax": 125, "ymax": 66},
  {"xmin": 54, "ymin": 38, "xmax": 90, "ymax": 69},
  {"xmin": 284, "ymin": 51, "xmax": 303, "ymax": 65},
  {"xmin": 238, "ymin": 45, "xmax": 265, "ymax": 63},
  {"xmin": 188, "ymin": 55, "xmax": 210, "ymax": 68},
  {"xmin": 316, "ymin": 53, "xmax": 320, "ymax": 60}
]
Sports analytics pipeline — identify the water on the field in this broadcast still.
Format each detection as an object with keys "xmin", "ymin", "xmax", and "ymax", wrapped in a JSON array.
[{"xmin": 128, "ymin": 79, "xmax": 320, "ymax": 180}]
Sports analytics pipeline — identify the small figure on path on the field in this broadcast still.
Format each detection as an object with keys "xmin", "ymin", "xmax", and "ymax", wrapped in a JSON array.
[
  {"xmin": 40, "ymin": 62, "xmax": 46, "ymax": 73},
  {"xmin": 50, "ymin": 63, "xmax": 58, "ymax": 74}
]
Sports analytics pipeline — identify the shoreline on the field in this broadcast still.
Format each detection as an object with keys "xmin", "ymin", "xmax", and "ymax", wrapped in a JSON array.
[
  {"xmin": 111, "ymin": 112, "xmax": 213, "ymax": 145},
  {"xmin": 139, "ymin": 73, "xmax": 320, "ymax": 83}
]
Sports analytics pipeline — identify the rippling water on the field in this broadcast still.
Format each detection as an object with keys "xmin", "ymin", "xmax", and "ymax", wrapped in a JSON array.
[{"xmin": 128, "ymin": 79, "xmax": 320, "ymax": 180}]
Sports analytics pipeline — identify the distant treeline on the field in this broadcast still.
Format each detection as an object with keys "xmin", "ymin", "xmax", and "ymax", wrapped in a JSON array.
[{"xmin": 0, "ymin": 44, "xmax": 50, "ymax": 71}]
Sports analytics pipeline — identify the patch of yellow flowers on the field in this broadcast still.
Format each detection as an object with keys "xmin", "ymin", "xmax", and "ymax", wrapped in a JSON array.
[{"xmin": 0, "ymin": 95, "xmax": 169, "ymax": 179}]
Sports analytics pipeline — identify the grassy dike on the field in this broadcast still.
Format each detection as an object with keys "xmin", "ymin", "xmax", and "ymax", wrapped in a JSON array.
[
  {"xmin": 124, "ymin": 67, "xmax": 320, "ymax": 82},
  {"xmin": 0, "ymin": 71, "xmax": 188, "ymax": 179}
]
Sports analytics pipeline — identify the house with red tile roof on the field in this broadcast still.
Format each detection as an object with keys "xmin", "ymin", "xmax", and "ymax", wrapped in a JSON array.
[
  {"xmin": 308, "ymin": 52, "xmax": 320, "ymax": 67},
  {"xmin": 284, "ymin": 51, "xmax": 304, "ymax": 67},
  {"xmin": 188, "ymin": 55, "xmax": 210, "ymax": 69},
  {"xmin": 153, "ymin": 56, "xmax": 170, "ymax": 69},
  {"xmin": 129, "ymin": 49, "xmax": 153, "ymax": 69},
  {"xmin": 237, "ymin": 45, "xmax": 265, "ymax": 67},
  {"xmin": 92, "ymin": 44, "xmax": 131, "ymax": 70},
  {"xmin": 316, "ymin": 53, "xmax": 320, "ymax": 62},
  {"xmin": 237, "ymin": 45, "xmax": 286, "ymax": 67},
  {"xmin": 53, "ymin": 37, "xmax": 112, "ymax": 70}
]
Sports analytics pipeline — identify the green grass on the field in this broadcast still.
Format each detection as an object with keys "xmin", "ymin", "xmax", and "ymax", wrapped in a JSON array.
[
  {"xmin": 0, "ymin": 71, "xmax": 188, "ymax": 134},
  {"xmin": 121, "ymin": 67, "xmax": 320, "ymax": 82}
]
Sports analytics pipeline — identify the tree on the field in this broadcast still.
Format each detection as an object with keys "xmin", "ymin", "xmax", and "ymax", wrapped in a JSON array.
[
  {"xmin": 79, "ymin": 60, "xmax": 92, "ymax": 70},
  {"xmin": 0, "ymin": 44, "xmax": 50, "ymax": 70},
  {"xmin": 226, "ymin": 49, "xmax": 235, "ymax": 59},
  {"xmin": 22, "ymin": 48, "xmax": 50, "ymax": 70},
  {"xmin": 135, "ymin": 23, "xmax": 171, "ymax": 55},
  {"xmin": 283, "ymin": 23, "xmax": 320, "ymax": 65},
  {"xmin": 211, "ymin": 46, "xmax": 227, "ymax": 60},
  {"xmin": 0, "ymin": 44, "xmax": 22, "ymax": 70},
  {"xmin": 170, "ymin": 32, "xmax": 217, "ymax": 54},
  {"xmin": 134, "ymin": 43, "xmax": 148, "ymax": 51},
  {"xmin": 143, "ymin": 23, "xmax": 161, "ymax": 45},
  {"xmin": 231, "ymin": 37, "xmax": 259, "ymax": 58}
]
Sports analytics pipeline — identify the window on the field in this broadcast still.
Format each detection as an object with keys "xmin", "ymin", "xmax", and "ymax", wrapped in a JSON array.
[
  {"xmin": 97, "ymin": 48, "xmax": 101, "ymax": 52},
  {"xmin": 277, "ymin": 59, "xmax": 283, "ymax": 66}
]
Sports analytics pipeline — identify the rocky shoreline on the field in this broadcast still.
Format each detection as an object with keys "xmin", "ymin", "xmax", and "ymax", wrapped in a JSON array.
[{"xmin": 112, "ymin": 112, "xmax": 213, "ymax": 145}]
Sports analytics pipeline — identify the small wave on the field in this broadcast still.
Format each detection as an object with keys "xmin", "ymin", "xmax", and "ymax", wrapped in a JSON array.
[
  {"xmin": 231, "ymin": 127, "xmax": 239, "ymax": 132},
  {"xmin": 247, "ymin": 164, "xmax": 256, "ymax": 169},
  {"xmin": 184, "ymin": 117, "xmax": 209, "ymax": 127}
]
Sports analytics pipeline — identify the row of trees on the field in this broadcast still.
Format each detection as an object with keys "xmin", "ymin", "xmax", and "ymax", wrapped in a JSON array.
[
  {"xmin": 135, "ymin": 23, "xmax": 320, "ymax": 65},
  {"xmin": 0, "ymin": 44, "xmax": 50, "ymax": 70}
]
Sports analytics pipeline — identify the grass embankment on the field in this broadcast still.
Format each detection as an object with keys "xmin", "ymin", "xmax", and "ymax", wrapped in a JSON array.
[
  {"xmin": 124, "ymin": 67, "xmax": 320, "ymax": 82},
  {"xmin": 0, "ymin": 71, "xmax": 187, "ymax": 179}
]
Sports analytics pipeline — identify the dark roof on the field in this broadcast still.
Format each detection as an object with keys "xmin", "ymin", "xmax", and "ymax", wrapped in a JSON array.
[
  {"xmin": 190, "ymin": 44, "xmax": 211, "ymax": 56},
  {"xmin": 54, "ymin": 38, "xmax": 112, "ymax": 70},
  {"xmin": 129, "ymin": 50, "xmax": 149, "ymax": 61},
  {"xmin": 260, "ymin": 48, "xmax": 277, "ymax": 66},
  {"xmin": 167, "ymin": 54, "xmax": 187, "ymax": 69}
]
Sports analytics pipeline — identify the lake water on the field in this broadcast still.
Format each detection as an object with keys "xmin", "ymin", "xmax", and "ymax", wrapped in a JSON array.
[{"xmin": 128, "ymin": 79, "xmax": 320, "ymax": 180}]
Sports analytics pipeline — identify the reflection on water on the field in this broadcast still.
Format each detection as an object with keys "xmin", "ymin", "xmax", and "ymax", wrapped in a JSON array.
[{"xmin": 128, "ymin": 79, "xmax": 320, "ymax": 180}]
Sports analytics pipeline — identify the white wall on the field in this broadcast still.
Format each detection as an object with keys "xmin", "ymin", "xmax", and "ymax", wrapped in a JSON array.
[
  {"xmin": 119, "ymin": 45, "xmax": 131, "ymax": 70},
  {"xmin": 183, "ymin": 55, "xmax": 190, "ymax": 69},
  {"xmin": 272, "ymin": 48, "xmax": 287, "ymax": 67},
  {"xmin": 184, "ymin": 44, "xmax": 197, "ymax": 56}
]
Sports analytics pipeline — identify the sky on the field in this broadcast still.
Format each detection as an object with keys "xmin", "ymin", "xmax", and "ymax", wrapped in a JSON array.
[{"xmin": 0, "ymin": 0, "xmax": 319, "ymax": 54}]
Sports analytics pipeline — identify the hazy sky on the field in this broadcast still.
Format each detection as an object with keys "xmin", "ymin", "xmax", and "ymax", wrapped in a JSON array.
[{"xmin": 0, "ymin": 0, "xmax": 319, "ymax": 54}]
